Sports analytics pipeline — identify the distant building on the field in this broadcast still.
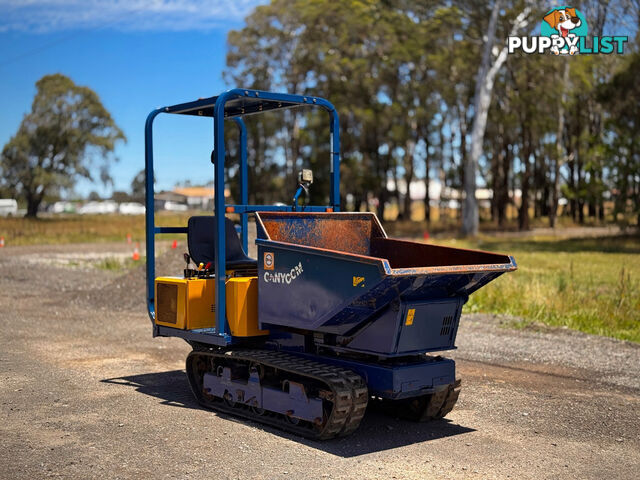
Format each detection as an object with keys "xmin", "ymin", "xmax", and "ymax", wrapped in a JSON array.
[
  {"xmin": 154, "ymin": 187, "xmax": 230, "ymax": 211},
  {"xmin": 154, "ymin": 191, "xmax": 187, "ymax": 211},
  {"xmin": 172, "ymin": 187, "xmax": 216, "ymax": 210}
]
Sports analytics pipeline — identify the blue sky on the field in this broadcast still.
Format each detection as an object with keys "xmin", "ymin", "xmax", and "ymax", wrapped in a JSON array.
[{"xmin": 0, "ymin": 0, "xmax": 267, "ymax": 197}]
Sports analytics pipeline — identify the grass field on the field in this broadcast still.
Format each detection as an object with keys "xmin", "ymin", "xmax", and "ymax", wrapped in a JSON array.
[
  {"xmin": 0, "ymin": 213, "xmax": 191, "ymax": 245},
  {"xmin": 2, "ymin": 214, "xmax": 638, "ymax": 342},
  {"xmin": 435, "ymin": 235, "xmax": 640, "ymax": 343}
]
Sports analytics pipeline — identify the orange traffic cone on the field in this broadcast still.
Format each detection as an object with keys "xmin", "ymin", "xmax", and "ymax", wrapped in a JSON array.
[
  {"xmin": 0, "ymin": 236, "xmax": 4, "ymax": 248},
  {"xmin": 132, "ymin": 242, "xmax": 140, "ymax": 261},
  {"xmin": 171, "ymin": 240, "xmax": 177, "ymax": 249},
  {"xmin": 126, "ymin": 233, "xmax": 132, "ymax": 244}
]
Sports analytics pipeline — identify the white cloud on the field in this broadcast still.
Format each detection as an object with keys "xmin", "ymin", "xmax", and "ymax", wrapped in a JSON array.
[{"xmin": 0, "ymin": 0, "xmax": 268, "ymax": 33}]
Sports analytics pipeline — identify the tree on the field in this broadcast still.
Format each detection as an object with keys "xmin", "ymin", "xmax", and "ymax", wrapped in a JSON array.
[
  {"xmin": 88, "ymin": 191, "xmax": 101, "ymax": 201},
  {"xmin": 0, "ymin": 74, "xmax": 125, "ymax": 217},
  {"xmin": 462, "ymin": 1, "xmax": 533, "ymax": 236},
  {"xmin": 598, "ymin": 50, "xmax": 640, "ymax": 226},
  {"xmin": 131, "ymin": 169, "xmax": 146, "ymax": 202},
  {"xmin": 111, "ymin": 190, "xmax": 131, "ymax": 203}
]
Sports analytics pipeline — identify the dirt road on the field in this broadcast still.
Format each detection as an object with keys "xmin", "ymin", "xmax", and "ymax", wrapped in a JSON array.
[{"xmin": 1, "ymin": 243, "xmax": 638, "ymax": 479}]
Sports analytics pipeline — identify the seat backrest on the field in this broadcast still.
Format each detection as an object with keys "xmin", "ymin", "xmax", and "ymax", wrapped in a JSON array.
[{"xmin": 187, "ymin": 216, "xmax": 250, "ymax": 266}]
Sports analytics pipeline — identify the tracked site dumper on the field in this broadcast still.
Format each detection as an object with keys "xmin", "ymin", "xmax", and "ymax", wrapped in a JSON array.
[{"xmin": 144, "ymin": 89, "xmax": 517, "ymax": 439}]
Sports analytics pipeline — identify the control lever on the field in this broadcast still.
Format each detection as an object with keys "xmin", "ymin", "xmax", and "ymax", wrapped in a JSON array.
[{"xmin": 292, "ymin": 169, "xmax": 313, "ymax": 211}]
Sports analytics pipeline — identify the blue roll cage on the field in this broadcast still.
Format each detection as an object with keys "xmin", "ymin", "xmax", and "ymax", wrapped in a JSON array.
[{"xmin": 145, "ymin": 88, "xmax": 341, "ymax": 344}]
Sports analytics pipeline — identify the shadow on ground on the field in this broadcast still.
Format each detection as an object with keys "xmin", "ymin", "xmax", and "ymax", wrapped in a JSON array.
[{"xmin": 102, "ymin": 370, "xmax": 475, "ymax": 457}]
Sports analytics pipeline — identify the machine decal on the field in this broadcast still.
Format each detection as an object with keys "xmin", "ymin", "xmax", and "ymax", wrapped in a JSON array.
[
  {"xmin": 264, "ymin": 252, "xmax": 275, "ymax": 270},
  {"xmin": 353, "ymin": 276, "xmax": 365, "ymax": 287},
  {"xmin": 263, "ymin": 262, "xmax": 304, "ymax": 285},
  {"xmin": 405, "ymin": 308, "xmax": 416, "ymax": 326}
]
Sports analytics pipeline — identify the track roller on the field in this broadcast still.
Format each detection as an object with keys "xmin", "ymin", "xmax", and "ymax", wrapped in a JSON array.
[{"xmin": 186, "ymin": 348, "xmax": 368, "ymax": 440}]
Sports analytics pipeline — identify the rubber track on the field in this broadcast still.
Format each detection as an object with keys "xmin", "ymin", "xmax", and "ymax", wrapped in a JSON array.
[
  {"xmin": 186, "ymin": 349, "xmax": 368, "ymax": 440},
  {"xmin": 374, "ymin": 378, "xmax": 462, "ymax": 422}
]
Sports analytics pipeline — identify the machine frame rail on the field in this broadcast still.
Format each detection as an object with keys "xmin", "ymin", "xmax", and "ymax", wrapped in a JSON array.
[{"xmin": 186, "ymin": 348, "xmax": 368, "ymax": 440}]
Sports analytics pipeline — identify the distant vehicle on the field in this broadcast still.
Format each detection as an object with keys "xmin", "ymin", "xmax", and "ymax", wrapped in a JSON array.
[
  {"xmin": 163, "ymin": 201, "xmax": 188, "ymax": 212},
  {"xmin": 119, "ymin": 202, "xmax": 146, "ymax": 215},
  {"xmin": 0, "ymin": 199, "xmax": 18, "ymax": 217},
  {"xmin": 51, "ymin": 201, "xmax": 77, "ymax": 214},
  {"xmin": 78, "ymin": 201, "xmax": 117, "ymax": 215}
]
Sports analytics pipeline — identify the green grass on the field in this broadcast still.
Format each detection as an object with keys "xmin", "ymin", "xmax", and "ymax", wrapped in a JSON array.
[
  {"xmin": 434, "ymin": 235, "xmax": 640, "ymax": 343},
  {"xmin": 0, "ymin": 212, "xmax": 193, "ymax": 246}
]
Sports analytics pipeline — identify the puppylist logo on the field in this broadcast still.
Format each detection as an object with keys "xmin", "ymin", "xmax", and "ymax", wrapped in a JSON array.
[{"xmin": 509, "ymin": 6, "xmax": 628, "ymax": 55}]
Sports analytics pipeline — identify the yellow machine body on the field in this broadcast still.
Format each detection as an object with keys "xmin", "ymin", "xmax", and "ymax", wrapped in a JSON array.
[
  {"xmin": 155, "ymin": 277, "xmax": 215, "ymax": 330},
  {"xmin": 154, "ymin": 276, "xmax": 267, "ymax": 336},
  {"xmin": 226, "ymin": 277, "xmax": 269, "ymax": 336}
]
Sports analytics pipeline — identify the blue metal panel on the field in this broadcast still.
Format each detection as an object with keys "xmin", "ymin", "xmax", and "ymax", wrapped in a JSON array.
[
  {"xmin": 396, "ymin": 299, "xmax": 463, "ymax": 352},
  {"xmin": 292, "ymin": 352, "xmax": 456, "ymax": 399},
  {"xmin": 257, "ymin": 240, "xmax": 385, "ymax": 333}
]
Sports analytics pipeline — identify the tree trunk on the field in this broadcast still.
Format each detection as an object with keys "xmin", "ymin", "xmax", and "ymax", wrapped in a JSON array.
[
  {"xmin": 550, "ymin": 63, "xmax": 569, "ymax": 228},
  {"xmin": 424, "ymin": 138, "xmax": 431, "ymax": 224},
  {"xmin": 518, "ymin": 128, "xmax": 532, "ymax": 231},
  {"xmin": 462, "ymin": 1, "xmax": 531, "ymax": 236},
  {"xmin": 391, "ymin": 163, "xmax": 402, "ymax": 220},
  {"xmin": 25, "ymin": 193, "xmax": 42, "ymax": 218},
  {"xmin": 498, "ymin": 138, "xmax": 511, "ymax": 228}
]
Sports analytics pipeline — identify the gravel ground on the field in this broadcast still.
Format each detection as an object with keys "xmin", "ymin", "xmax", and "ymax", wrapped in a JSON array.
[{"xmin": 1, "ymin": 242, "xmax": 638, "ymax": 480}]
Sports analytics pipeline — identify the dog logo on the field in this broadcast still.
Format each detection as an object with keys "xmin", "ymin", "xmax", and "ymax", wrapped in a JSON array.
[
  {"xmin": 263, "ymin": 252, "xmax": 274, "ymax": 270},
  {"xmin": 541, "ymin": 6, "xmax": 587, "ymax": 55},
  {"xmin": 508, "ymin": 6, "xmax": 627, "ymax": 56}
]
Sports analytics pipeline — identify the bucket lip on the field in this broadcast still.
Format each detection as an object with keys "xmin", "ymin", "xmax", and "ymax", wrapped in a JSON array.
[{"xmin": 389, "ymin": 255, "xmax": 517, "ymax": 276}]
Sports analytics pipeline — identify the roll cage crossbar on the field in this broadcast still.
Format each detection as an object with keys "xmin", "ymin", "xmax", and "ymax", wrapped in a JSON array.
[{"xmin": 145, "ymin": 88, "xmax": 341, "ymax": 344}]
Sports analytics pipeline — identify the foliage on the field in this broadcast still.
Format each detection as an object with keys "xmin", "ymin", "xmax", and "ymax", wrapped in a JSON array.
[
  {"xmin": 598, "ymin": 51, "xmax": 640, "ymax": 226},
  {"xmin": 224, "ymin": 0, "xmax": 639, "ymax": 229},
  {"xmin": 0, "ymin": 74, "xmax": 125, "ymax": 217},
  {"xmin": 130, "ymin": 168, "xmax": 146, "ymax": 202}
]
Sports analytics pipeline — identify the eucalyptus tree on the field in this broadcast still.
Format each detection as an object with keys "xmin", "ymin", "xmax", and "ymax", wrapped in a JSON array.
[{"xmin": 0, "ymin": 74, "xmax": 125, "ymax": 217}]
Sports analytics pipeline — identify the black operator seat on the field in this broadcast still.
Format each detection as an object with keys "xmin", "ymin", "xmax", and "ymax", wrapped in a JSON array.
[{"xmin": 187, "ymin": 216, "xmax": 257, "ymax": 271}]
